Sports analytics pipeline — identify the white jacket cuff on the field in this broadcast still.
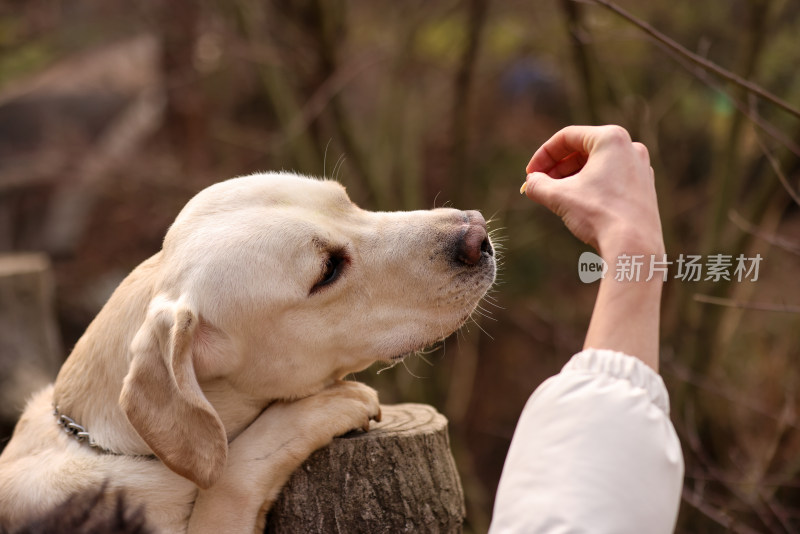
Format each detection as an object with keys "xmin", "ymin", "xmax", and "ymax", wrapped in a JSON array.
[{"xmin": 489, "ymin": 348, "xmax": 684, "ymax": 534}]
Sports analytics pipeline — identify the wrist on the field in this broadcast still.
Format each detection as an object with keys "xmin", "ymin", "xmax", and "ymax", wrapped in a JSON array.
[{"xmin": 598, "ymin": 226, "xmax": 665, "ymax": 262}]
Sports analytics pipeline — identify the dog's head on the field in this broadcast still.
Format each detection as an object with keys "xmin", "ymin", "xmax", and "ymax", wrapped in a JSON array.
[{"xmin": 119, "ymin": 172, "xmax": 495, "ymax": 487}]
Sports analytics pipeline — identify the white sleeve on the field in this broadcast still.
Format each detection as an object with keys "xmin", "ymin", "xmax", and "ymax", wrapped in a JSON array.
[{"xmin": 489, "ymin": 348, "xmax": 684, "ymax": 534}]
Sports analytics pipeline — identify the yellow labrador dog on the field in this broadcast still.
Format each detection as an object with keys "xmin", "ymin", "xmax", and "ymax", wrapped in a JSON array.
[{"xmin": 0, "ymin": 173, "xmax": 495, "ymax": 533}]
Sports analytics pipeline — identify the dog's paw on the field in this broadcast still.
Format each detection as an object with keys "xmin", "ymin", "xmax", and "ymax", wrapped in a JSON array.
[
  {"xmin": 306, "ymin": 380, "xmax": 381, "ymax": 439},
  {"xmin": 191, "ymin": 382, "xmax": 382, "ymax": 531},
  {"xmin": 226, "ymin": 381, "xmax": 381, "ymax": 463}
]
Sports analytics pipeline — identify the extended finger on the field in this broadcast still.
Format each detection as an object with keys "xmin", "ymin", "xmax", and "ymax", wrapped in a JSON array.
[
  {"xmin": 632, "ymin": 142, "xmax": 650, "ymax": 165},
  {"xmin": 526, "ymin": 125, "xmax": 598, "ymax": 174},
  {"xmin": 549, "ymin": 151, "xmax": 588, "ymax": 178},
  {"xmin": 527, "ymin": 125, "xmax": 635, "ymax": 175}
]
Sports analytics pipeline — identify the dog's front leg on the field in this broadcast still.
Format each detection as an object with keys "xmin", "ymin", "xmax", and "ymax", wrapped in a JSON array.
[{"xmin": 187, "ymin": 380, "xmax": 380, "ymax": 534}]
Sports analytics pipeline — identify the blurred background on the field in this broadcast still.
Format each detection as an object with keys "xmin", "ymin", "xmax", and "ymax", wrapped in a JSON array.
[{"xmin": 0, "ymin": 0, "xmax": 798, "ymax": 531}]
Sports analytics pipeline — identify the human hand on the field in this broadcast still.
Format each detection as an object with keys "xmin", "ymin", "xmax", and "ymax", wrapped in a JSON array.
[
  {"xmin": 520, "ymin": 125, "xmax": 664, "ymax": 258},
  {"xmin": 521, "ymin": 125, "xmax": 664, "ymax": 368}
]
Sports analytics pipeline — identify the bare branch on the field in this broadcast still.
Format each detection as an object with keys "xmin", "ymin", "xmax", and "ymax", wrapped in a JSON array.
[
  {"xmin": 588, "ymin": 0, "xmax": 800, "ymax": 121},
  {"xmin": 284, "ymin": 54, "xmax": 383, "ymax": 145},
  {"xmin": 654, "ymin": 39, "xmax": 800, "ymax": 158},
  {"xmin": 729, "ymin": 210, "xmax": 800, "ymax": 256},
  {"xmin": 450, "ymin": 0, "xmax": 490, "ymax": 204},
  {"xmin": 666, "ymin": 360, "xmax": 794, "ymax": 427},
  {"xmin": 694, "ymin": 294, "xmax": 800, "ymax": 314},
  {"xmin": 682, "ymin": 489, "xmax": 764, "ymax": 534},
  {"xmin": 559, "ymin": 0, "xmax": 601, "ymax": 123},
  {"xmin": 754, "ymin": 133, "xmax": 800, "ymax": 207}
]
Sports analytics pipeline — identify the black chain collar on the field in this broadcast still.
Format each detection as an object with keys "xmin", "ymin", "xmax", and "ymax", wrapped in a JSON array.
[
  {"xmin": 52, "ymin": 405, "xmax": 159, "ymax": 460},
  {"xmin": 53, "ymin": 405, "xmax": 119, "ymax": 454}
]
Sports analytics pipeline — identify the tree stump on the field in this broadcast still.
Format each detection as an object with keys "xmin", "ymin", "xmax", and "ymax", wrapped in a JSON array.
[
  {"xmin": 0, "ymin": 254, "xmax": 63, "ymax": 429},
  {"xmin": 266, "ymin": 403, "xmax": 465, "ymax": 534}
]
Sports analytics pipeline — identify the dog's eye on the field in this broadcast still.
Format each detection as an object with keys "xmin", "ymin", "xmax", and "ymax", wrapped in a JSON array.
[{"xmin": 312, "ymin": 252, "xmax": 346, "ymax": 293}]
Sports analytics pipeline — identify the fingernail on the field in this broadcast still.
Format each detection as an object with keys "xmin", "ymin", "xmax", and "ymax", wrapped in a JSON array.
[{"xmin": 520, "ymin": 180, "xmax": 528, "ymax": 194}]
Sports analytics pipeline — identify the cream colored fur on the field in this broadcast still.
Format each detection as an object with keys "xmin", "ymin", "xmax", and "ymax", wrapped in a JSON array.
[{"xmin": 0, "ymin": 172, "xmax": 495, "ymax": 533}]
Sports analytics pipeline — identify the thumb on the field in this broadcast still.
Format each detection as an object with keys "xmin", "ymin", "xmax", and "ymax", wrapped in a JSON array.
[{"xmin": 522, "ymin": 172, "xmax": 562, "ymax": 211}]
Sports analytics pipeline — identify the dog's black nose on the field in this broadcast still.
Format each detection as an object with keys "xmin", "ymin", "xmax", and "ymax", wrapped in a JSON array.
[{"xmin": 456, "ymin": 211, "xmax": 493, "ymax": 266}]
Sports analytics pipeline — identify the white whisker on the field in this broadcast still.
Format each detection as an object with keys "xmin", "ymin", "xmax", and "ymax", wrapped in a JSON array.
[
  {"xmin": 401, "ymin": 357, "xmax": 426, "ymax": 379},
  {"xmin": 376, "ymin": 360, "xmax": 400, "ymax": 374},
  {"xmin": 332, "ymin": 153, "xmax": 346, "ymax": 182},
  {"xmin": 416, "ymin": 352, "xmax": 434, "ymax": 367},
  {"xmin": 322, "ymin": 138, "xmax": 333, "ymax": 178},
  {"xmin": 471, "ymin": 307, "xmax": 494, "ymax": 321},
  {"xmin": 468, "ymin": 316, "xmax": 494, "ymax": 340},
  {"xmin": 480, "ymin": 298, "xmax": 505, "ymax": 310},
  {"xmin": 475, "ymin": 306, "xmax": 498, "ymax": 320}
]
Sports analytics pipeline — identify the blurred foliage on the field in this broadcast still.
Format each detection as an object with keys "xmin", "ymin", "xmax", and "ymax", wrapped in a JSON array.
[{"xmin": 0, "ymin": 0, "xmax": 799, "ymax": 532}]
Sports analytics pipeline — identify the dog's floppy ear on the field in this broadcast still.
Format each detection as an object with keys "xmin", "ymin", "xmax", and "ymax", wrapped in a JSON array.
[{"xmin": 120, "ymin": 296, "xmax": 227, "ymax": 489}]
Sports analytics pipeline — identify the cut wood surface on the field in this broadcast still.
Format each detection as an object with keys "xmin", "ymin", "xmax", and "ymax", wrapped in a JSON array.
[{"xmin": 267, "ymin": 403, "xmax": 465, "ymax": 534}]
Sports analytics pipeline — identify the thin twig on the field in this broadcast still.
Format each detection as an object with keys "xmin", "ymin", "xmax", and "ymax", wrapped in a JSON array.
[
  {"xmin": 694, "ymin": 294, "xmax": 800, "ymax": 314},
  {"xmin": 586, "ymin": 1, "xmax": 800, "ymax": 159},
  {"xmin": 759, "ymin": 488, "xmax": 794, "ymax": 533},
  {"xmin": 680, "ymin": 403, "xmax": 779, "ymax": 532},
  {"xmin": 588, "ymin": 0, "xmax": 800, "ymax": 121},
  {"xmin": 728, "ymin": 210, "xmax": 800, "ymax": 256},
  {"xmin": 651, "ymin": 34, "xmax": 800, "ymax": 158},
  {"xmin": 684, "ymin": 473, "xmax": 800, "ymax": 490},
  {"xmin": 560, "ymin": 0, "xmax": 601, "ymax": 123},
  {"xmin": 666, "ymin": 360, "xmax": 795, "ymax": 427},
  {"xmin": 681, "ymin": 489, "xmax": 764, "ymax": 534},
  {"xmin": 284, "ymin": 54, "xmax": 383, "ymax": 144},
  {"xmin": 450, "ymin": 0, "xmax": 490, "ymax": 205},
  {"xmin": 754, "ymin": 133, "xmax": 800, "ymax": 207}
]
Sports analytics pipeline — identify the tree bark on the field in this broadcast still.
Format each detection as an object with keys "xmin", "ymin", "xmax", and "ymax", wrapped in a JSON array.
[
  {"xmin": 0, "ymin": 253, "xmax": 63, "ymax": 428},
  {"xmin": 266, "ymin": 403, "xmax": 465, "ymax": 533}
]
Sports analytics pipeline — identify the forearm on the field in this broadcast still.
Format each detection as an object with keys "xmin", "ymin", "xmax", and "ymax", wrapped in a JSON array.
[
  {"xmin": 522, "ymin": 126, "xmax": 665, "ymax": 369},
  {"xmin": 584, "ymin": 235, "xmax": 665, "ymax": 370}
]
